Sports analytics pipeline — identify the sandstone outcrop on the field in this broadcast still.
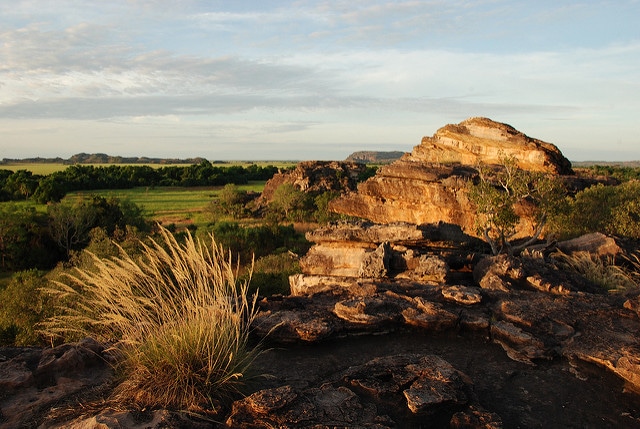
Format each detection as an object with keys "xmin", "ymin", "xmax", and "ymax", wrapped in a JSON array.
[
  {"xmin": 251, "ymin": 242, "xmax": 640, "ymax": 427},
  {"xmin": 3, "ymin": 236, "xmax": 640, "ymax": 427},
  {"xmin": 293, "ymin": 221, "xmax": 481, "ymax": 295},
  {"xmin": 413, "ymin": 117, "xmax": 572, "ymax": 174},
  {"xmin": 253, "ymin": 160, "xmax": 368, "ymax": 210},
  {"xmin": 345, "ymin": 150, "xmax": 404, "ymax": 164},
  {"xmin": 0, "ymin": 338, "xmax": 112, "ymax": 428},
  {"xmin": 329, "ymin": 117, "xmax": 573, "ymax": 235}
]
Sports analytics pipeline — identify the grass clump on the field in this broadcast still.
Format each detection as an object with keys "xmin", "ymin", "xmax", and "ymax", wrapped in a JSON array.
[
  {"xmin": 41, "ymin": 226, "xmax": 261, "ymax": 411},
  {"xmin": 554, "ymin": 251, "xmax": 637, "ymax": 293}
]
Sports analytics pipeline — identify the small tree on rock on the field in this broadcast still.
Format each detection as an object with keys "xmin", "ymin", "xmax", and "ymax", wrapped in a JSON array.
[{"xmin": 468, "ymin": 156, "xmax": 565, "ymax": 255}]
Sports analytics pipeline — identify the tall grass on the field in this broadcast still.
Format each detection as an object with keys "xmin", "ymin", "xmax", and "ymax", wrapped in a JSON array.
[
  {"xmin": 40, "ymin": 226, "xmax": 261, "ymax": 411},
  {"xmin": 554, "ymin": 251, "xmax": 637, "ymax": 293}
]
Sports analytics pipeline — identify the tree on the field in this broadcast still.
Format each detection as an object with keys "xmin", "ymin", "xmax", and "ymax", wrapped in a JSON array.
[
  {"xmin": 33, "ymin": 174, "xmax": 68, "ymax": 203},
  {"xmin": 3, "ymin": 170, "xmax": 40, "ymax": 199},
  {"xmin": 218, "ymin": 183, "xmax": 247, "ymax": 218},
  {"xmin": 314, "ymin": 191, "xmax": 341, "ymax": 223},
  {"xmin": 468, "ymin": 156, "xmax": 565, "ymax": 255},
  {"xmin": 47, "ymin": 196, "xmax": 148, "ymax": 257},
  {"xmin": 0, "ymin": 269, "xmax": 52, "ymax": 345},
  {"xmin": 269, "ymin": 183, "xmax": 308, "ymax": 221},
  {"xmin": 0, "ymin": 204, "xmax": 57, "ymax": 270},
  {"xmin": 47, "ymin": 199, "xmax": 98, "ymax": 257},
  {"xmin": 551, "ymin": 180, "xmax": 640, "ymax": 240}
]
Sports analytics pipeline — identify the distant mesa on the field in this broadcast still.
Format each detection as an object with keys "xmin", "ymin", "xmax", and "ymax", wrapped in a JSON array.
[
  {"xmin": 0, "ymin": 153, "xmax": 209, "ymax": 165},
  {"xmin": 345, "ymin": 151, "xmax": 405, "ymax": 164}
]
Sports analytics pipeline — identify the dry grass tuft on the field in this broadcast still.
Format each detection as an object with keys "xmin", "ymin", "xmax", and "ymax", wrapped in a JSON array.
[
  {"xmin": 554, "ymin": 250, "xmax": 637, "ymax": 293},
  {"xmin": 40, "ymin": 226, "xmax": 261, "ymax": 411}
]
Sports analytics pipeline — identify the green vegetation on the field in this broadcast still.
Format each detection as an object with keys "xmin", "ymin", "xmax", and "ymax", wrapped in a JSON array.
[
  {"xmin": 549, "ymin": 180, "xmax": 640, "ymax": 240},
  {"xmin": 468, "ymin": 156, "xmax": 564, "ymax": 255},
  {"xmin": 68, "ymin": 182, "xmax": 264, "ymax": 229},
  {"xmin": 0, "ymin": 269, "xmax": 53, "ymax": 345},
  {"xmin": 0, "ymin": 161, "xmax": 280, "ymax": 203},
  {"xmin": 580, "ymin": 165, "xmax": 640, "ymax": 182},
  {"xmin": 250, "ymin": 252, "xmax": 301, "ymax": 296},
  {"xmin": 0, "ymin": 203, "xmax": 60, "ymax": 271},
  {"xmin": 41, "ymin": 227, "xmax": 261, "ymax": 410},
  {"xmin": 269, "ymin": 183, "xmax": 309, "ymax": 222}
]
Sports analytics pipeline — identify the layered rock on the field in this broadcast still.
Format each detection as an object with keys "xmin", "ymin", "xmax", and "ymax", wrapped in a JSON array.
[
  {"xmin": 291, "ymin": 221, "xmax": 481, "ymax": 296},
  {"xmin": 413, "ymin": 117, "xmax": 572, "ymax": 174},
  {"xmin": 329, "ymin": 117, "xmax": 572, "ymax": 234}
]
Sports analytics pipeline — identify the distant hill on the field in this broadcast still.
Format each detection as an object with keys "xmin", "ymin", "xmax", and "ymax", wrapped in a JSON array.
[
  {"xmin": 1, "ymin": 153, "xmax": 209, "ymax": 165},
  {"xmin": 572, "ymin": 160, "xmax": 640, "ymax": 168},
  {"xmin": 345, "ymin": 151, "xmax": 405, "ymax": 164}
]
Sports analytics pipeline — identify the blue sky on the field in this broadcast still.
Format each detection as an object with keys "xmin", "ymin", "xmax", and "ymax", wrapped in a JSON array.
[{"xmin": 1, "ymin": 1, "xmax": 639, "ymax": 161}]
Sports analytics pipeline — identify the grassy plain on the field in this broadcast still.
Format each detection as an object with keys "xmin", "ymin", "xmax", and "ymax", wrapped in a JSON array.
[{"xmin": 66, "ymin": 181, "xmax": 266, "ymax": 229}]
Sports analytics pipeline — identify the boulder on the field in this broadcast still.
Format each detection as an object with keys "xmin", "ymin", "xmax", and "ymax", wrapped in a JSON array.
[
  {"xmin": 556, "ymin": 232, "xmax": 623, "ymax": 257},
  {"xmin": 473, "ymin": 254, "xmax": 526, "ymax": 292},
  {"xmin": 358, "ymin": 241, "xmax": 392, "ymax": 278},
  {"xmin": 226, "ymin": 384, "xmax": 382, "ymax": 428}
]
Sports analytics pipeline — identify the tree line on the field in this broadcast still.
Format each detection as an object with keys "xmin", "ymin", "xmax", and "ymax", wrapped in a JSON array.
[{"xmin": 0, "ymin": 161, "xmax": 280, "ymax": 203}]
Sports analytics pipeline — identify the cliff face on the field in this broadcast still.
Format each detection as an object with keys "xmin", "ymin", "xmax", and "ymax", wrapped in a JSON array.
[{"xmin": 329, "ymin": 117, "xmax": 572, "ymax": 235}]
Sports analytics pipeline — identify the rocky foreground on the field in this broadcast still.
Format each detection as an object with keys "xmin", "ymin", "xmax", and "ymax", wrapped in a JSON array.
[{"xmin": 2, "ymin": 234, "xmax": 640, "ymax": 428}]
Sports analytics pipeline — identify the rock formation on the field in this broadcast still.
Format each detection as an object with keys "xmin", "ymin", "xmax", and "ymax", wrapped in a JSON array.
[
  {"xmin": 413, "ymin": 117, "xmax": 572, "ymax": 174},
  {"xmin": 253, "ymin": 160, "xmax": 368, "ymax": 210},
  {"xmin": 344, "ymin": 150, "xmax": 405, "ymax": 164},
  {"xmin": 329, "ymin": 117, "xmax": 573, "ymax": 234},
  {"xmin": 292, "ymin": 221, "xmax": 481, "ymax": 296}
]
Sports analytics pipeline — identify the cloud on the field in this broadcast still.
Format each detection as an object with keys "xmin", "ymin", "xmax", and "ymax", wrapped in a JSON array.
[{"xmin": 0, "ymin": 0, "xmax": 638, "ymax": 160}]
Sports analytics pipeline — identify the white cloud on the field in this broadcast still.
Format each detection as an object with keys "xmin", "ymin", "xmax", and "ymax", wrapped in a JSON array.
[{"xmin": 0, "ymin": 0, "xmax": 638, "ymax": 160}]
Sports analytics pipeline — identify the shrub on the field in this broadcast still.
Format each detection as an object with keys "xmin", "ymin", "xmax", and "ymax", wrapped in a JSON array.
[
  {"xmin": 313, "ymin": 191, "xmax": 341, "ymax": 223},
  {"xmin": 0, "ymin": 269, "xmax": 52, "ymax": 345},
  {"xmin": 550, "ymin": 181, "xmax": 640, "ymax": 240},
  {"xmin": 41, "ymin": 226, "xmax": 261, "ymax": 411},
  {"xmin": 209, "ymin": 221, "xmax": 310, "ymax": 263},
  {"xmin": 249, "ymin": 252, "xmax": 301, "ymax": 296},
  {"xmin": 268, "ymin": 183, "xmax": 311, "ymax": 222}
]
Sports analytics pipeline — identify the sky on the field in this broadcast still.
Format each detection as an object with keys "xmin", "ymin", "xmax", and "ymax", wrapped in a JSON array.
[{"xmin": 1, "ymin": 1, "xmax": 639, "ymax": 161}]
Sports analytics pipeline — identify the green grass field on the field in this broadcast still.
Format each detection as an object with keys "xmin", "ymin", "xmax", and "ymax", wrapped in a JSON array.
[{"xmin": 65, "ymin": 181, "xmax": 266, "ymax": 228}]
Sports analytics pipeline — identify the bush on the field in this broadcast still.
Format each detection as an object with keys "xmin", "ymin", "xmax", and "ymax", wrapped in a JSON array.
[
  {"xmin": 551, "ymin": 180, "xmax": 640, "ymax": 239},
  {"xmin": 248, "ymin": 252, "xmax": 301, "ymax": 296},
  {"xmin": 209, "ymin": 221, "xmax": 310, "ymax": 263},
  {"xmin": 0, "ymin": 269, "xmax": 52, "ymax": 345},
  {"xmin": 268, "ymin": 183, "xmax": 311, "ymax": 222},
  {"xmin": 41, "ymin": 226, "xmax": 261, "ymax": 411}
]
